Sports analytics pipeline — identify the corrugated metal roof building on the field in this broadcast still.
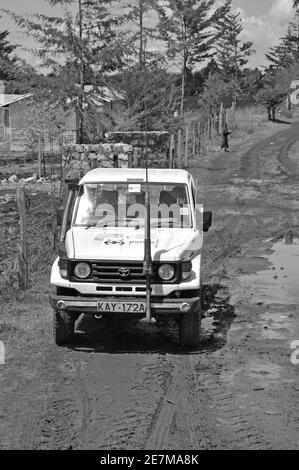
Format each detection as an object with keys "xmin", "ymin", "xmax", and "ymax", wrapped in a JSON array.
[
  {"xmin": 0, "ymin": 93, "xmax": 33, "ymax": 155},
  {"xmin": 0, "ymin": 83, "xmax": 126, "ymax": 157}
]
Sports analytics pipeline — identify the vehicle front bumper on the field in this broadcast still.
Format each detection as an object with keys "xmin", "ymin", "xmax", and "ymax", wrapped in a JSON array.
[{"xmin": 49, "ymin": 294, "xmax": 200, "ymax": 316}]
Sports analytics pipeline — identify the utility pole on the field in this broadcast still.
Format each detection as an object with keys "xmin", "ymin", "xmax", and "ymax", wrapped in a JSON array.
[{"xmin": 78, "ymin": 0, "xmax": 84, "ymax": 144}]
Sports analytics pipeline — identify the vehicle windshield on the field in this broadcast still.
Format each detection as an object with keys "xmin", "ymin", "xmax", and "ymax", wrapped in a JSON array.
[{"xmin": 74, "ymin": 182, "xmax": 192, "ymax": 229}]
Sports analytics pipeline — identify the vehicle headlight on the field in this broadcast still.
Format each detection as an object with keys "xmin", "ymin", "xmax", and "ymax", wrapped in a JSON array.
[
  {"xmin": 158, "ymin": 264, "xmax": 175, "ymax": 281},
  {"xmin": 74, "ymin": 262, "xmax": 91, "ymax": 279}
]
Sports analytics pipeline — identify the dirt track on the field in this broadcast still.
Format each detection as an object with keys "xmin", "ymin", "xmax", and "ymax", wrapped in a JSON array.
[{"xmin": 1, "ymin": 117, "xmax": 299, "ymax": 450}]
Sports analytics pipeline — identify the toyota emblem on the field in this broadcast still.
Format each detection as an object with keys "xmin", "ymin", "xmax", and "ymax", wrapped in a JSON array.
[{"xmin": 118, "ymin": 267, "xmax": 131, "ymax": 278}]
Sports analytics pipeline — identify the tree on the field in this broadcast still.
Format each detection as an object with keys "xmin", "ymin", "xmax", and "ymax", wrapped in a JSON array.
[
  {"xmin": 0, "ymin": 28, "xmax": 17, "ymax": 81},
  {"xmin": 214, "ymin": 2, "xmax": 255, "ymax": 99},
  {"xmin": 3, "ymin": 60, "xmax": 48, "ymax": 94},
  {"xmin": 239, "ymin": 67, "xmax": 263, "ymax": 96},
  {"xmin": 120, "ymin": 0, "xmax": 160, "ymax": 67},
  {"xmin": 3, "ymin": 1, "xmax": 126, "ymax": 143},
  {"xmin": 113, "ymin": 64, "xmax": 179, "ymax": 131},
  {"xmin": 156, "ymin": 0, "xmax": 230, "ymax": 115},
  {"xmin": 256, "ymin": 83, "xmax": 286, "ymax": 121},
  {"xmin": 0, "ymin": 25, "xmax": 43, "ymax": 94},
  {"xmin": 266, "ymin": 20, "xmax": 299, "ymax": 68},
  {"xmin": 24, "ymin": 99, "xmax": 66, "ymax": 156},
  {"xmin": 256, "ymin": 69, "xmax": 291, "ymax": 121},
  {"xmin": 199, "ymin": 72, "xmax": 234, "ymax": 116}
]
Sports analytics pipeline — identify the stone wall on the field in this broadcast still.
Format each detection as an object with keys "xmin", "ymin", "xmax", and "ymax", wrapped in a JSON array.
[
  {"xmin": 105, "ymin": 131, "xmax": 171, "ymax": 168},
  {"xmin": 63, "ymin": 143, "xmax": 133, "ymax": 175},
  {"xmin": 63, "ymin": 131, "xmax": 171, "ymax": 176}
]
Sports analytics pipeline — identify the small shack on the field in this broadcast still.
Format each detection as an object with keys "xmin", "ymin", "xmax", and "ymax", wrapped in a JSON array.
[
  {"xmin": 0, "ymin": 82, "xmax": 126, "ymax": 157},
  {"xmin": 0, "ymin": 92, "xmax": 33, "ymax": 155}
]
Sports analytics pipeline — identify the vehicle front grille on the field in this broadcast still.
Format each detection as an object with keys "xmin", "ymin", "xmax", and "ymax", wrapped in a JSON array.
[
  {"xmin": 70, "ymin": 261, "xmax": 179, "ymax": 284},
  {"xmin": 91, "ymin": 262, "xmax": 147, "ymax": 284}
]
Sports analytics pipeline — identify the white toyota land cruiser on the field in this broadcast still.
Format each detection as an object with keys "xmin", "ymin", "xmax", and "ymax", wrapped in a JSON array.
[{"xmin": 50, "ymin": 168, "xmax": 212, "ymax": 347}]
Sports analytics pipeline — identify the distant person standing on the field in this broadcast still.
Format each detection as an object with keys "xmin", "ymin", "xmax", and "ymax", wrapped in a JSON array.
[{"xmin": 221, "ymin": 124, "xmax": 231, "ymax": 152}]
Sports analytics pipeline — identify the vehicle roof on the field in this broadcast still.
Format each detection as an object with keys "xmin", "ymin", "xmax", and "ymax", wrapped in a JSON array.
[{"xmin": 80, "ymin": 168, "xmax": 192, "ymax": 185}]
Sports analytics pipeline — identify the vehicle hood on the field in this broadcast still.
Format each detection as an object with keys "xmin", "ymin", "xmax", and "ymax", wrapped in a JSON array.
[{"xmin": 66, "ymin": 227, "xmax": 202, "ymax": 262}]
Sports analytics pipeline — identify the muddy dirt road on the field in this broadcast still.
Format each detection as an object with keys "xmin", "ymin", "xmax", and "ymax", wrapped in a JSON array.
[{"xmin": 1, "ymin": 119, "xmax": 299, "ymax": 450}]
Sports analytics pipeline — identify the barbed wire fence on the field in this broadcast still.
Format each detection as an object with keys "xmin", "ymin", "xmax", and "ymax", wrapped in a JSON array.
[
  {"xmin": 0, "ymin": 179, "xmax": 62, "ymax": 293},
  {"xmin": 0, "ymin": 128, "xmax": 78, "ymax": 293}
]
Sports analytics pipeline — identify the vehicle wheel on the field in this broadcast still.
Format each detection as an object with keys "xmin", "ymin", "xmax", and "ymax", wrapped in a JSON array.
[
  {"xmin": 179, "ymin": 304, "xmax": 201, "ymax": 347},
  {"xmin": 53, "ymin": 310, "xmax": 75, "ymax": 346}
]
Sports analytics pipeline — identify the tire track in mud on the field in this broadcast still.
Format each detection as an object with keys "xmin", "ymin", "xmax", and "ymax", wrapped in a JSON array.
[
  {"xmin": 18, "ymin": 348, "xmax": 90, "ymax": 450},
  {"xmin": 144, "ymin": 355, "xmax": 204, "ymax": 450},
  {"xmin": 190, "ymin": 364, "xmax": 271, "ymax": 450},
  {"xmin": 143, "ymin": 285, "xmax": 237, "ymax": 450},
  {"xmin": 186, "ymin": 288, "xmax": 271, "ymax": 450},
  {"xmin": 74, "ymin": 350, "xmax": 175, "ymax": 450},
  {"xmin": 0, "ymin": 338, "xmax": 55, "ymax": 450},
  {"xmin": 0, "ymin": 389, "xmax": 48, "ymax": 450}
]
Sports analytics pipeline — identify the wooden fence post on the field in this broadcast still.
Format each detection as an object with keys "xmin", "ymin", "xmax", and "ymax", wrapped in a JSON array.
[
  {"xmin": 205, "ymin": 122, "xmax": 208, "ymax": 151},
  {"xmin": 37, "ymin": 136, "xmax": 42, "ymax": 179},
  {"xmin": 192, "ymin": 122, "xmax": 196, "ymax": 158},
  {"xmin": 177, "ymin": 129, "xmax": 182, "ymax": 168},
  {"xmin": 184, "ymin": 127, "xmax": 189, "ymax": 167},
  {"xmin": 197, "ymin": 122, "xmax": 201, "ymax": 154},
  {"xmin": 231, "ymin": 100, "xmax": 236, "ymax": 127},
  {"xmin": 16, "ymin": 186, "xmax": 29, "ymax": 290},
  {"xmin": 169, "ymin": 135, "xmax": 174, "ymax": 169},
  {"xmin": 219, "ymin": 102, "xmax": 223, "ymax": 134}
]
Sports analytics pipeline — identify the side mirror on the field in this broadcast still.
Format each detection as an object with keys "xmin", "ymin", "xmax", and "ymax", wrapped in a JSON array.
[
  {"xmin": 56, "ymin": 208, "xmax": 64, "ymax": 226},
  {"xmin": 203, "ymin": 211, "xmax": 212, "ymax": 232}
]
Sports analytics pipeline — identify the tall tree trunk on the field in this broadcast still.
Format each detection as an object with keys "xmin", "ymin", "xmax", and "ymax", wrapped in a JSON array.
[
  {"xmin": 180, "ymin": 18, "xmax": 187, "ymax": 116},
  {"xmin": 139, "ymin": 1, "xmax": 144, "ymax": 67},
  {"xmin": 180, "ymin": 59, "xmax": 186, "ymax": 116},
  {"xmin": 233, "ymin": 36, "xmax": 238, "ymax": 104}
]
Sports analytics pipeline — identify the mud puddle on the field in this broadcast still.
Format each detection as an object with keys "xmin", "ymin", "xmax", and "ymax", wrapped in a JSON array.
[
  {"xmin": 259, "ymin": 311, "xmax": 296, "ymax": 340},
  {"xmin": 238, "ymin": 239, "xmax": 299, "ymax": 305}
]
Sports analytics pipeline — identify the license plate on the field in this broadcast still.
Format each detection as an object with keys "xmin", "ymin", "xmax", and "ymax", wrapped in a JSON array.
[{"xmin": 97, "ymin": 301, "xmax": 146, "ymax": 313}]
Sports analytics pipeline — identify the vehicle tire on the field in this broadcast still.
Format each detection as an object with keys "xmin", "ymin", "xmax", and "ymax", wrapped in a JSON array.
[
  {"xmin": 179, "ymin": 303, "xmax": 201, "ymax": 347},
  {"xmin": 53, "ymin": 310, "xmax": 75, "ymax": 346}
]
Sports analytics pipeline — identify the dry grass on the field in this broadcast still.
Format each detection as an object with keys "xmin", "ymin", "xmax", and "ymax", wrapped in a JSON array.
[
  {"xmin": 179, "ymin": 105, "xmax": 274, "ymax": 156},
  {"xmin": 0, "ymin": 264, "xmax": 53, "ymax": 368},
  {"xmin": 229, "ymin": 105, "xmax": 266, "ymax": 136},
  {"xmin": 0, "ymin": 186, "xmax": 60, "ymax": 368}
]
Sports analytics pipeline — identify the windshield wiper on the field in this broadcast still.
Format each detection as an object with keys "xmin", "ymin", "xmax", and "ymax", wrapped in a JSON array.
[
  {"xmin": 85, "ymin": 217, "xmax": 116, "ymax": 229},
  {"xmin": 84, "ymin": 218, "xmax": 143, "ymax": 229}
]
